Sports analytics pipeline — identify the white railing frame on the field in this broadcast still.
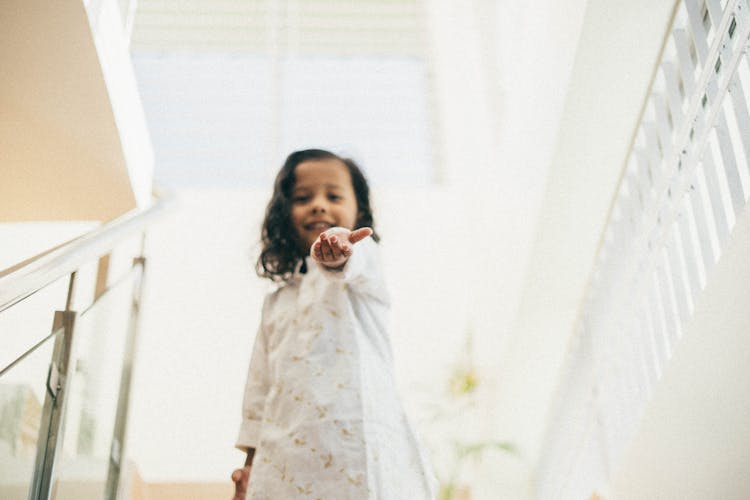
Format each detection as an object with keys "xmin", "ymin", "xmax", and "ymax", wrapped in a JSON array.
[{"xmin": 536, "ymin": 0, "xmax": 750, "ymax": 497}]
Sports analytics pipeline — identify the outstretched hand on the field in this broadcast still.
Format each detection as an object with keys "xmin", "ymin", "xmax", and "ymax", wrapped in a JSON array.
[{"xmin": 311, "ymin": 227, "xmax": 373, "ymax": 269}]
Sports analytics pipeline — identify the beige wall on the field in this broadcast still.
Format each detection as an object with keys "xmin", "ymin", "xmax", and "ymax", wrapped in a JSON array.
[{"xmin": 0, "ymin": 0, "xmax": 152, "ymax": 222}]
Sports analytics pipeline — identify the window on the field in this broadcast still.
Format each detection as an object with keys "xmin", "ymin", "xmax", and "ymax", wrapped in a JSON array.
[{"xmin": 130, "ymin": 0, "xmax": 435, "ymax": 188}]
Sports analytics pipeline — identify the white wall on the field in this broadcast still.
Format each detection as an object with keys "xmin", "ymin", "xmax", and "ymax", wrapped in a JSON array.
[
  {"xmin": 86, "ymin": 0, "xmax": 155, "ymax": 209},
  {"xmin": 493, "ymin": 0, "xmax": 678, "ymax": 488},
  {"xmin": 423, "ymin": 1, "xmax": 589, "ymax": 496}
]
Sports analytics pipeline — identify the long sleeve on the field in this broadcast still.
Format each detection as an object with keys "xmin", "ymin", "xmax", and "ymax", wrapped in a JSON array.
[
  {"xmin": 235, "ymin": 296, "xmax": 271, "ymax": 452},
  {"xmin": 315, "ymin": 236, "xmax": 389, "ymax": 304}
]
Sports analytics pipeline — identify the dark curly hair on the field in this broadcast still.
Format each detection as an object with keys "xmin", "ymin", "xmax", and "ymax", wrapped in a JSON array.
[{"xmin": 257, "ymin": 149, "xmax": 379, "ymax": 283}]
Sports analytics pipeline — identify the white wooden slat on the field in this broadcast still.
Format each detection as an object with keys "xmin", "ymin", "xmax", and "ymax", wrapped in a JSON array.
[
  {"xmin": 673, "ymin": 28, "xmax": 698, "ymax": 95},
  {"xmin": 701, "ymin": 145, "xmax": 733, "ymax": 243},
  {"xmin": 630, "ymin": 313, "xmax": 653, "ymax": 403},
  {"xmin": 643, "ymin": 294, "xmax": 665, "ymax": 383},
  {"xmin": 632, "ymin": 311, "xmax": 654, "ymax": 400},
  {"xmin": 709, "ymin": 128, "xmax": 739, "ymax": 227},
  {"xmin": 662, "ymin": 240, "xmax": 688, "ymax": 334},
  {"xmin": 727, "ymin": 74, "xmax": 750, "ymax": 177},
  {"xmin": 738, "ymin": 0, "xmax": 750, "ymax": 46},
  {"xmin": 706, "ymin": 0, "xmax": 726, "ymax": 27},
  {"xmin": 677, "ymin": 197, "xmax": 705, "ymax": 299},
  {"xmin": 681, "ymin": 4, "xmax": 749, "ymax": 170},
  {"xmin": 612, "ymin": 201, "xmax": 626, "ymax": 249},
  {"xmin": 685, "ymin": 0, "xmax": 711, "ymax": 63},
  {"xmin": 687, "ymin": 170, "xmax": 720, "ymax": 271},
  {"xmin": 714, "ymin": 112, "xmax": 747, "ymax": 210},
  {"xmin": 653, "ymin": 93, "xmax": 675, "ymax": 154},
  {"xmin": 662, "ymin": 61, "xmax": 687, "ymax": 129},
  {"xmin": 641, "ymin": 135, "xmax": 665, "ymax": 227},
  {"xmin": 622, "ymin": 310, "xmax": 647, "ymax": 408},
  {"xmin": 660, "ymin": 248, "xmax": 684, "ymax": 340},
  {"xmin": 664, "ymin": 233, "xmax": 691, "ymax": 326},
  {"xmin": 635, "ymin": 152, "xmax": 652, "ymax": 210},
  {"xmin": 653, "ymin": 265, "xmax": 676, "ymax": 361},
  {"xmin": 638, "ymin": 301, "xmax": 661, "ymax": 385},
  {"xmin": 647, "ymin": 275, "xmax": 669, "ymax": 370},
  {"xmin": 626, "ymin": 318, "xmax": 646, "ymax": 415},
  {"xmin": 644, "ymin": 123, "xmax": 664, "ymax": 177},
  {"xmin": 686, "ymin": 193, "xmax": 711, "ymax": 287},
  {"xmin": 620, "ymin": 187, "xmax": 637, "ymax": 248},
  {"xmin": 626, "ymin": 179, "xmax": 643, "ymax": 242}
]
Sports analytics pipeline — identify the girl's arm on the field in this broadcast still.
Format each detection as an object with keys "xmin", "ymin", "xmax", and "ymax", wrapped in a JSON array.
[
  {"xmin": 310, "ymin": 227, "xmax": 388, "ymax": 303},
  {"xmin": 235, "ymin": 296, "xmax": 272, "ymax": 452},
  {"xmin": 231, "ymin": 449, "xmax": 254, "ymax": 500}
]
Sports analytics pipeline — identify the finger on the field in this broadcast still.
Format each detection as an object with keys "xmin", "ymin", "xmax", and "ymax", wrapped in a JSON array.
[
  {"xmin": 348, "ymin": 227, "xmax": 373, "ymax": 244},
  {"xmin": 312, "ymin": 241, "xmax": 323, "ymax": 260},
  {"xmin": 320, "ymin": 237, "xmax": 335, "ymax": 261},
  {"xmin": 328, "ymin": 235, "xmax": 345, "ymax": 260},
  {"xmin": 341, "ymin": 242, "xmax": 353, "ymax": 257},
  {"xmin": 318, "ymin": 233, "xmax": 332, "ymax": 260},
  {"xmin": 339, "ymin": 238, "xmax": 352, "ymax": 256}
]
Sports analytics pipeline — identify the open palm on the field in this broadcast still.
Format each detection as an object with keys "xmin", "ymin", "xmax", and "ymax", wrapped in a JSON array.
[{"xmin": 311, "ymin": 227, "xmax": 373, "ymax": 268}]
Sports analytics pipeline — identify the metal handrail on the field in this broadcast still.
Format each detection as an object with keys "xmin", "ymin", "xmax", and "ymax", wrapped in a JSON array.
[{"xmin": 0, "ymin": 197, "xmax": 170, "ymax": 313}]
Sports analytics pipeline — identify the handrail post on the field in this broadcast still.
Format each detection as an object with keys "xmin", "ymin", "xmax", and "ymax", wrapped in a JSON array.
[
  {"xmin": 104, "ymin": 254, "xmax": 147, "ymax": 500},
  {"xmin": 28, "ymin": 273, "xmax": 78, "ymax": 500}
]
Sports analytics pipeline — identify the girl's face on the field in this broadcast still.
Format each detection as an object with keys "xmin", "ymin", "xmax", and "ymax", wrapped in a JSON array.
[{"xmin": 290, "ymin": 159, "xmax": 359, "ymax": 250}]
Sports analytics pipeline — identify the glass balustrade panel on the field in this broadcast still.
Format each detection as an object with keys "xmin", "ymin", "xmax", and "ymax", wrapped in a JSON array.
[
  {"xmin": 50, "ymin": 270, "xmax": 135, "ymax": 500},
  {"xmin": 0, "ymin": 332, "xmax": 57, "ymax": 500}
]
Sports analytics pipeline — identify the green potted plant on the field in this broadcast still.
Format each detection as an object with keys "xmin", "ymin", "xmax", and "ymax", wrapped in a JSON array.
[{"xmin": 421, "ymin": 325, "xmax": 518, "ymax": 500}]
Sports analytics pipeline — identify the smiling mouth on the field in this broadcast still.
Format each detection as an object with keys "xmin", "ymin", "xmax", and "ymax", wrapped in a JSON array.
[{"xmin": 303, "ymin": 221, "xmax": 333, "ymax": 231}]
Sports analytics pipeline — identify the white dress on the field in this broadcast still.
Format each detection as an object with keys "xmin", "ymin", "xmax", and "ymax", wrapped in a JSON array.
[{"xmin": 236, "ymin": 237, "xmax": 438, "ymax": 499}]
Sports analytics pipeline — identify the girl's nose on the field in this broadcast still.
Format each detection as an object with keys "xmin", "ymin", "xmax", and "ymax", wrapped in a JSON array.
[{"xmin": 310, "ymin": 196, "xmax": 328, "ymax": 213}]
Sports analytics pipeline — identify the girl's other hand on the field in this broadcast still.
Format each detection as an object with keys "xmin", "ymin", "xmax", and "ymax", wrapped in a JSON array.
[
  {"xmin": 231, "ymin": 466, "xmax": 251, "ymax": 500},
  {"xmin": 311, "ymin": 227, "xmax": 373, "ymax": 268}
]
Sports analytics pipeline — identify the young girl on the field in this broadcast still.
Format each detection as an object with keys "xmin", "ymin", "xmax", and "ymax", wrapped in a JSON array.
[{"xmin": 231, "ymin": 149, "xmax": 438, "ymax": 499}]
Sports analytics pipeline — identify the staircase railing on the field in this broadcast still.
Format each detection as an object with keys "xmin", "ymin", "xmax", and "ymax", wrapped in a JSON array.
[
  {"xmin": 0, "ymin": 198, "xmax": 169, "ymax": 500},
  {"xmin": 536, "ymin": 0, "xmax": 750, "ymax": 497}
]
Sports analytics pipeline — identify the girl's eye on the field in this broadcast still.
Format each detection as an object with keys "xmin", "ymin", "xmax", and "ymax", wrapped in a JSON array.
[
  {"xmin": 328, "ymin": 194, "xmax": 342, "ymax": 201},
  {"xmin": 293, "ymin": 195, "xmax": 309, "ymax": 203}
]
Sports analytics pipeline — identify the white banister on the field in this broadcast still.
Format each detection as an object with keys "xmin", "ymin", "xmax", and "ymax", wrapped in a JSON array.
[{"xmin": 536, "ymin": 0, "xmax": 750, "ymax": 496}]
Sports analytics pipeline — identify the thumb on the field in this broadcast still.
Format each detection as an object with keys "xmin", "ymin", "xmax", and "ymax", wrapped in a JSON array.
[{"xmin": 348, "ymin": 227, "xmax": 373, "ymax": 244}]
